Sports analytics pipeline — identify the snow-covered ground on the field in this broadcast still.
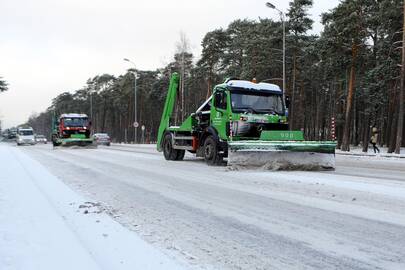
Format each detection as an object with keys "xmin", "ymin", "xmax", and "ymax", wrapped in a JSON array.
[
  {"xmin": 0, "ymin": 144, "xmax": 188, "ymax": 270},
  {"xmin": 336, "ymin": 146, "xmax": 405, "ymax": 158},
  {"xmin": 3, "ymin": 142, "xmax": 405, "ymax": 270}
]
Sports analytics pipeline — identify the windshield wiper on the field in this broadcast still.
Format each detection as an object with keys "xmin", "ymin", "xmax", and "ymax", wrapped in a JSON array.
[
  {"xmin": 262, "ymin": 109, "xmax": 281, "ymax": 114},
  {"xmin": 235, "ymin": 107, "xmax": 260, "ymax": 114}
]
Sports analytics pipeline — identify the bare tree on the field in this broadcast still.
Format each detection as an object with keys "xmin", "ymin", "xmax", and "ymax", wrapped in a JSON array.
[{"xmin": 176, "ymin": 32, "xmax": 191, "ymax": 121}]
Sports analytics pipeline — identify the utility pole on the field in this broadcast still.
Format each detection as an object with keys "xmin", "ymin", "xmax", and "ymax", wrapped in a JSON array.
[
  {"xmin": 265, "ymin": 2, "xmax": 286, "ymax": 106},
  {"xmin": 395, "ymin": 1, "xmax": 405, "ymax": 154},
  {"xmin": 123, "ymin": 58, "xmax": 138, "ymax": 143},
  {"xmin": 90, "ymin": 92, "xmax": 93, "ymax": 119},
  {"xmin": 181, "ymin": 51, "xmax": 185, "ymax": 121},
  {"xmin": 134, "ymin": 71, "xmax": 137, "ymax": 143}
]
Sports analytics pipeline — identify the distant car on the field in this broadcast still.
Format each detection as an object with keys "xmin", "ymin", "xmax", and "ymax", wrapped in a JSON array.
[
  {"xmin": 35, "ymin": 135, "xmax": 48, "ymax": 144},
  {"xmin": 93, "ymin": 133, "xmax": 111, "ymax": 146},
  {"xmin": 8, "ymin": 131, "xmax": 17, "ymax": 140},
  {"xmin": 16, "ymin": 127, "xmax": 36, "ymax": 145}
]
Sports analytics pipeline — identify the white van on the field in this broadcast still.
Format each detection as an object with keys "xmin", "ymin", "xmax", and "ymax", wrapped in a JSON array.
[{"xmin": 16, "ymin": 127, "xmax": 36, "ymax": 145}]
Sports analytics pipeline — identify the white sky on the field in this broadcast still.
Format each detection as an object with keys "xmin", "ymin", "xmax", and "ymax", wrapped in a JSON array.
[{"xmin": 0, "ymin": 0, "xmax": 339, "ymax": 128}]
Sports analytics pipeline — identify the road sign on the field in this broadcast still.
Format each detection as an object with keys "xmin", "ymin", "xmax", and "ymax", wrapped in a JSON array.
[{"xmin": 133, "ymin": 121, "xmax": 139, "ymax": 128}]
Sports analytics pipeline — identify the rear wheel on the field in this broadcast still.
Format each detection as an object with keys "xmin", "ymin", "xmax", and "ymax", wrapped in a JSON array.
[
  {"xmin": 203, "ymin": 136, "xmax": 223, "ymax": 166},
  {"xmin": 163, "ymin": 133, "xmax": 178, "ymax": 160}
]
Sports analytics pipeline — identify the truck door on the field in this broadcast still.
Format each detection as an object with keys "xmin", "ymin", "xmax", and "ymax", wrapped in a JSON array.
[{"xmin": 211, "ymin": 89, "xmax": 229, "ymax": 140}]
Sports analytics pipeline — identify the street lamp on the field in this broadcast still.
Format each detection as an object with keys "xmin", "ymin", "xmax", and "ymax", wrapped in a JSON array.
[
  {"xmin": 265, "ymin": 2, "xmax": 286, "ymax": 103},
  {"xmin": 123, "ymin": 58, "xmax": 138, "ymax": 143}
]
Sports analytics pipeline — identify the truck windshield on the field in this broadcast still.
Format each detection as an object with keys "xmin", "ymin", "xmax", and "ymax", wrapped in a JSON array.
[
  {"xmin": 19, "ymin": 130, "xmax": 33, "ymax": 136},
  {"xmin": 231, "ymin": 92, "xmax": 284, "ymax": 114},
  {"xmin": 63, "ymin": 118, "xmax": 88, "ymax": 127}
]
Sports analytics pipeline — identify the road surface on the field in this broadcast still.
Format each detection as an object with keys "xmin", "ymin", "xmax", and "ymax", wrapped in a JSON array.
[{"xmin": 16, "ymin": 143, "xmax": 405, "ymax": 270}]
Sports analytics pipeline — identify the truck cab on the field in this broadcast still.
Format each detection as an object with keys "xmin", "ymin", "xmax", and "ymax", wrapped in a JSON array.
[
  {"xmin": 209, "ymin": 79, "xmax": 288, "ymax": 141},
  {"xmin": 16, "ymin": 127, "xmax": 35, "ymax": 145},
  {"xmin": 55, "ymin": 114, "xmax": 91, "ymax": 139}
]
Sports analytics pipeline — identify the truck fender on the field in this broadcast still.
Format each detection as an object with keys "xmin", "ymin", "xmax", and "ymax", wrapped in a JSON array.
[
  {"xmin": 158, "ymin": 130, "xmax": 173, "ymax": 152},
  {"xmin": 202, "ymin": 126, "xmax": 219, "ymax": 143},
  {"xmin": 200, "ymin": 127, "xmax": 228, "ymax": 157}
]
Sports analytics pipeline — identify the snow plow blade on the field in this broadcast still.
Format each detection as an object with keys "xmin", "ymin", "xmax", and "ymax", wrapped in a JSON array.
[
  {"xmin": 228, "ymin": 141, "xmax": 336, "ymax": 170},
  {"xmin": 55, "ymin": 138, "xmax": 97, "ymax": 148}
]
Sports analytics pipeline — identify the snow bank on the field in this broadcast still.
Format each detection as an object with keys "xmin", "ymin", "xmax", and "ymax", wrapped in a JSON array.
[
  {"xmin": 336, "ymin": 146, "xmax": 405, "ymax": 158},
  {"xmin": 0, "ymin": 144, "xmax": 187, "ymax": 270}
]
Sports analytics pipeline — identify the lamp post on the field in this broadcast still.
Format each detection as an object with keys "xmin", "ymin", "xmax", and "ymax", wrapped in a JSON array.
[
  {"xmin": 265, "ymin": 2, "xmax": 286, "ymax": 103},
  {"xmin": 89, "ymin": 84, "xmax": 94, "ymax": 133},
  {"xmin": 123, "ymin": 58, "xmax": 138, "ymax": 143}
]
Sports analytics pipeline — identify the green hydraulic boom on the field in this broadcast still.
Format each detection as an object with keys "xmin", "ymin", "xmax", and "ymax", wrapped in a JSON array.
[{"xmin": 157, "ymin": 73, "xmax": 180, "ymax": 151}]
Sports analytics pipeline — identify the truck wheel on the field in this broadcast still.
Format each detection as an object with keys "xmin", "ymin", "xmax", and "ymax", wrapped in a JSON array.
[
  {"xmin": 203, "ymin": 136, "xmax": 223, "ymax": 166},
  {"xmin": 163, "ymin": 133, "xmax": 178, "ymax": 160},
  {"xmin": 52, "ymin": 141, "xmax": 60, "ymax": 147},
  {"xmin": 175, "ymin": 150, "xmax": 185, "ymax": 161}
]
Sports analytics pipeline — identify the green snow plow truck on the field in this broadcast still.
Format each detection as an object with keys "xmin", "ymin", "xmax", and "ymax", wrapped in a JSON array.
[{"xmin": 157, "ymin": 73, "xmax": 336, "ymax": 170}]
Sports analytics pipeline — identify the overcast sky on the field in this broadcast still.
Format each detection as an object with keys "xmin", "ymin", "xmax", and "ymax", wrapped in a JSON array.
[{"xmin": 0, "ymin": 0, "xmax": 339, "ymax": 128}]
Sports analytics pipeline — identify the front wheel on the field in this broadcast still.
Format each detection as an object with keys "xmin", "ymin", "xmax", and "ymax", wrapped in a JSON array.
[{"xmin": 203, "ymin": 136, "xmax": 223, "ymax": 166}]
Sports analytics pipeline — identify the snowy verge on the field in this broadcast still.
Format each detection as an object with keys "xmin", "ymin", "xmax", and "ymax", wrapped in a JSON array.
[
  {"xmin": 336, "ymin": 146, "xmax": 405, "ymax": 158},
  {"xmin": 0, "ymin": 144, "xmax": 187, "ymax": 270}
]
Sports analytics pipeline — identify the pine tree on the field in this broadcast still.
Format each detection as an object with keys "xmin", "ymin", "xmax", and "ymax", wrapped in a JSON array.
[
  {"xmin": 287, "ymin": 0, "xmax": 314, "ymax": 130},
  {"xmin": 0, "ymin": 77, "xmax": 8, "ymax": 92}
]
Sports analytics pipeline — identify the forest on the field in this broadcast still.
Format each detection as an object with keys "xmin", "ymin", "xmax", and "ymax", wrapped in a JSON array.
[{"xmin": 25, "ymin": 0, "xmax": 405, "ymax": 153}]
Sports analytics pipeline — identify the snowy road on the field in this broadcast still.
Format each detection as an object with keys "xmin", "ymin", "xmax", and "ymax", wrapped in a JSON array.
[{"xmin": 16, "ymin": 143, "xmax": 405, "ymax": 270}]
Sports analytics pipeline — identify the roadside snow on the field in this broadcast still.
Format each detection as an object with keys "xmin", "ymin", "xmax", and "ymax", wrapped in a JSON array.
[
  {"xmin": 0, "ymin": 144, "xmax": 187, "ymax": 270},
  {"xmin": 336, "ymin": 146, "xmax": 405, "ymax": 158}
]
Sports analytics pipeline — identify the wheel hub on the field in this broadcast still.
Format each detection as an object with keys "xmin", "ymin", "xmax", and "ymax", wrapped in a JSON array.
[{"xmin": 205, "ymin": 143, "xmax": 214, "ymax": 159}]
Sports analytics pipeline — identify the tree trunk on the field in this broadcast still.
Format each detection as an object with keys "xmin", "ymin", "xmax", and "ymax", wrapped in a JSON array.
[
  {"xmin": 395, "ymin": 2, "xmax": 405, "ymax": 154},
  {"xmin": 388, "ymin": 100, "xmax": 398, "ymax": 153},
  {"xmin": 341, "ymin": 43, "xmax": 358, "ymax": 151},
  {"xmin": 362, "ymin": 113, "xmax": 370, "ymax": 152},
  {"xmin": 206, "ymin": 70, "xmax": 212, "ymax": 99},
  {"xmin": 101, "ymin": 98, "xmax": 107, "ymax": 132}
]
